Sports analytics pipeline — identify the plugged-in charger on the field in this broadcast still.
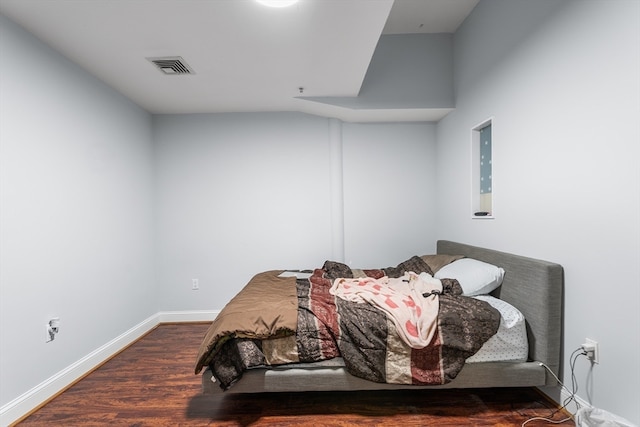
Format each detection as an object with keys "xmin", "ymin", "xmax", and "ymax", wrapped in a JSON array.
[
  {"xmin": 581, "ymin": 338, "xmax": 599, "ymax": 363},
  {"xmin": 581, "ymin": 342, "xmax": 595, "ymax": 352}
]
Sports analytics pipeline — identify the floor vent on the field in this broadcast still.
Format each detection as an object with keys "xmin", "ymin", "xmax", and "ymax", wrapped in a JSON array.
[{"xmin": 147, "ymin": 56, "xmax": 194, "ymax": 75}]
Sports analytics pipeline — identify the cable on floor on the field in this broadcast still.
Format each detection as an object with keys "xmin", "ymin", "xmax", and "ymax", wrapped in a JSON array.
[{"xmin": 521, "ymin": 347, "xmax": 589, "ymax": 426}]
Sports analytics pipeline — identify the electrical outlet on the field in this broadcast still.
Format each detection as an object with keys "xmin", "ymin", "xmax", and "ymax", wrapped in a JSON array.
[
  {"xmin": 192, "ymin": 278, "xmax": 199, "ymax": 290},
  {"xmin": 582, "ymin": 338, "xmax": 599, "ymax": 364}
]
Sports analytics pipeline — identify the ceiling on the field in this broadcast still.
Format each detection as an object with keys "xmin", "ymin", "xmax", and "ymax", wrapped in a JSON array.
[{"xmin": 0, "ymin": 0, "xmax": 478, "ymax": 122}]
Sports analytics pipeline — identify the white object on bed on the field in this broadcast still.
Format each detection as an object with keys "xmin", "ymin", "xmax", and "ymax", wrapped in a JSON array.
[
  {"xmin": 434, "ymin": 258, "xmax": 505, "ymax": 296},
  {"xmin": 466, "ymin": 295, "xmax": 528, "ymax": 363},
  {"xmin": 277, "ymin": 271, "xmax": 313, "ymax": 279}
]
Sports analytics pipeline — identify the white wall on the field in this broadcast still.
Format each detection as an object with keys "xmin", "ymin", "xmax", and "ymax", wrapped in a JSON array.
[
  {"xmin": 0, "ymin": 13, "xmax": 156, "ymax": 411},
  {"xmin": 436, "ymin": 0, "xmax": 640, "ymax": 423},
  {"xmin": 153, "ymin": 114, "xmax": 438, "ymax": 310},
  {"xmin": 343, "ymin": 122, "xmax": 437, "ymax": 265},
  {"xmin": 153, "ymin": 113, "xmax": 333, "ymax": 310}
]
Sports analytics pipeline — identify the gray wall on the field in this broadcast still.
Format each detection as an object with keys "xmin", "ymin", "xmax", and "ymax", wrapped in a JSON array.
[
  {"xmin": 0, "ymin": 14, "xmax": 156, "ymax": 407},
  {"xmin": 153, "ymin": 114, "xmax": 437, "ymax": 310},
  {"xmin": 153, "ymin": 113, "xmax": 333, "ymax": 310},
  {"xmin": 436, "ymin": 0, "xmax": 639, "ymax": 423},
  {"xmin": 342, "ymin": 122, "xmax": 438, "ymax": 265}
]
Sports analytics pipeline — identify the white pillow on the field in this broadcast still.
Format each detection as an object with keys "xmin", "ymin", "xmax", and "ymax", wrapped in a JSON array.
[{"xmin": 434, "ymin": 258, "xmax": 505, "ymax": 296}]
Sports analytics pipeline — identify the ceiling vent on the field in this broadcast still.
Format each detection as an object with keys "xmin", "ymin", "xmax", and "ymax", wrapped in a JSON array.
[{"xmin": 147, "ymin": 56, "xmax": 194, "ymax": 75}]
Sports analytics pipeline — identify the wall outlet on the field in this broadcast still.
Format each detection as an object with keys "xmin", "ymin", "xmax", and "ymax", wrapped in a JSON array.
[
  {"xmin": 192, "ymin": 278, "xmax": 199, "ymax": 290},
  {"xmin": 583, "ymin": 338, "xmax": 599, "ymax": 364}
]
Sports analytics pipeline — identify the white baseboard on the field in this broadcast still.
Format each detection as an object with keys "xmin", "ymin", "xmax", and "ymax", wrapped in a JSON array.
[
  {"xmin": 158, "ymin": 310, "xmax": 219, "ymax": 323},
  {"xmin": 0, "ymin": 310, "xmax": 218, "ymax": 427},
  {"xmin": 537, "ymin": 384, "xmax": 592, "ymax": 419},
  {"xmin": 560, "ymin": 387, "xmax": 592, "ymax": 415}
]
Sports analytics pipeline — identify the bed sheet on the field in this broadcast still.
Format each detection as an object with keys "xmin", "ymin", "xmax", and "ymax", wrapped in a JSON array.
[{"xmin": 467, "ymin": 295, "xmax": 528, "ymax": 363}]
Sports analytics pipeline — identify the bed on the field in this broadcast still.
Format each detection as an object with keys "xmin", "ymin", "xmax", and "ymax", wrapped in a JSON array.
[{"xmin": 196, "ymin": 240, "xmax": 564, "ymax": 394}]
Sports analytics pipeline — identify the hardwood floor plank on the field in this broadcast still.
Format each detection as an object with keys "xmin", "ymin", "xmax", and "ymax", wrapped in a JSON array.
[{"xmin": 15, "ymin": 323, "xmax": 572, "ymax": 426}]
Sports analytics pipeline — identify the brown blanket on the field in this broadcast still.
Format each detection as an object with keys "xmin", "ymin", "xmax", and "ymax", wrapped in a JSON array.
[{"xmin": 194, "ymin": 270, "xmax": 298, "ymax": 374}]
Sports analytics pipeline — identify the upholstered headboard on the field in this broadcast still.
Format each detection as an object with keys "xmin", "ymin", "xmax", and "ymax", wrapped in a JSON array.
[{"xmin": 437, "ymin": 240, "xmax": 564, "ymax": 381}]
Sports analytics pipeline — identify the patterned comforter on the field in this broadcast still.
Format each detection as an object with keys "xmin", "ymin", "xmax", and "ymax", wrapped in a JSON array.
[{"xmin": 194, "ymin": 256, "xmax": 500, "ymax": 390}]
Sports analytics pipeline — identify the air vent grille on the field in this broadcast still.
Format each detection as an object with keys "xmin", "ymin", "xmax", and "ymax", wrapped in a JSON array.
[{"xmin": 147, "ymin": 56, "xmax": 194, "ymax": 75}]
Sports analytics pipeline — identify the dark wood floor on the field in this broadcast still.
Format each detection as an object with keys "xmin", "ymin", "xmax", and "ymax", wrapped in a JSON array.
[{"xmin": 16, "ymin": 323, "xmax": 573, "ymax": 426}]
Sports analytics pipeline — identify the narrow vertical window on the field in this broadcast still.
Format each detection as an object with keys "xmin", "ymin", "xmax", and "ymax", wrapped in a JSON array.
[
  {"xmin": 472, "ymin": 119, "xmax": 493, "ymax": 218},
  {"xmin": 479, "ymin": 125, "xmax": 492, "ymax": 212}
]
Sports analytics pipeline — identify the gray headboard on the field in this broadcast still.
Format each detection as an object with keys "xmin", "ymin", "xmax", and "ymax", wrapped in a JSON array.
[{"xmin": 437, "ymin": 240, "xmax": 564, "ymax": 379}]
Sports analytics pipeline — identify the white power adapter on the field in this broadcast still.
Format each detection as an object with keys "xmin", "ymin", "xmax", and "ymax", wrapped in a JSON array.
[
  {"xmin": 45, "ymin": 317, "xmax": 61, "ymax": 343},
  {"xmin": 581, "ymin": 338, "xmax": 599, "ymax": 363}
]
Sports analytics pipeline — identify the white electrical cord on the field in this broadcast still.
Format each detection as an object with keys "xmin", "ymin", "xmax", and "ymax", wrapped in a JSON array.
[{"xmin": 521, "ymin": 347, "xmax": 588, "ymax": 426}]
